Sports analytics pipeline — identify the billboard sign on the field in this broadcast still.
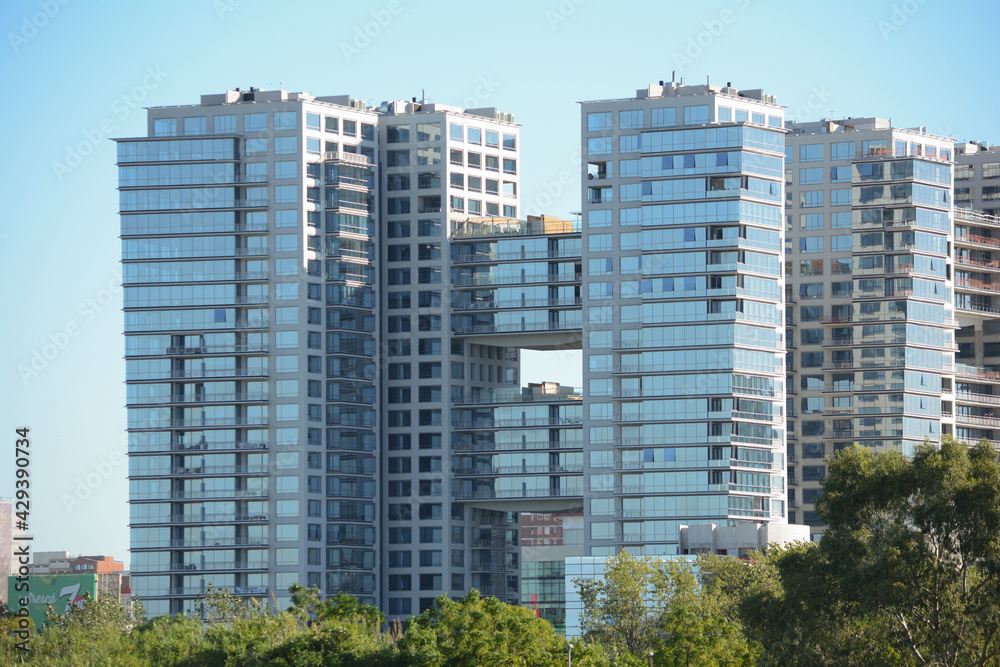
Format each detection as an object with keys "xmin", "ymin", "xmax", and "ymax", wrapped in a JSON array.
[
  {"xmin": 7, "ymin": 573, "xmax": 98, "ymax": 631},
  {"xmin": 0, "ymin": 503, "xmax": 10, "ymax": 607}
]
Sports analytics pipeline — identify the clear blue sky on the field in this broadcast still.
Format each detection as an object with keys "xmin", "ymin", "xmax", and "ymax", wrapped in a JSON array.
[{"xmin": 1, "ymin": 0, "xmax": 997, "ymax": 565}]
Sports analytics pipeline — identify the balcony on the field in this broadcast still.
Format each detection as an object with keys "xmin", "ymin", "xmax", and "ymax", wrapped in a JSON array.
[
  {"xmin": 164, "ymin": 393, "xmax": 269, "ymax": 405},
  {"xmin": 954, "ymin": 413, "xmax": 1000, "ymax": 428},
  {"xmin": 167, "ymin": 585, "xmax": 269, "ymax": 597},
  {"xmin": 123, "ymin": 438, "xmax": 266, "ymax": 454},
  {"xmin": 472, "ymin": 562, "xmax": 519, "ymax": 573},
  {"xmin": 130, "ymin": 537, "xmax": 269, "ymax": 550},
  {"xmin": 955, "ymin": 256, "xmax": 1000, "ymax": 271},
  {"xmin": 169, "ymin": 368, "xmax": 268, "ymax": 379},
  {"xmin": 453, "ymin": 464, "xmax": 583, "ymax": 476},
  {"xmin": 450, "ymin": 440, "xmax": 582, "ymax": 452},
  {"xmin": 133, "ymin": 488, "xmax": 269, "ymax": 501},
  {"xmin": 453, "ymin": 417, "xmax": 583, "ymax": 429},
  {"xmin": 162, "ymin": 513, "xmax": 269, "ymax": 524},
  {"xmin": 955, "ymin": 234, "xmax": 1000, "ymax": 250},
  {"xmin": 451, "ymin": 217, "xmax": 580, "ymax": 239},
  {"xmin": 956, "ymin": 365, "xmax": 1000, "ymax": 383},
  {"xmin": 323, "ymin": 151, "xmax": 370, "ymax": 166},
  {"xmin": 614, "ymin": 458, "xmax": 780, "ymax": 472},
  {"xmin": 956, "ymin": 391, "xmax": 1000, "ymax": 406},
  {"xmin": 452, "ymin": 321, "xmax": 582, "ymax": 335},
  {"xmin": 822, "ymin": 336, "xmax": 852, "ymax": 347},
  {"xmin": 453, "ymin": 297, "xmax": 582, "ymax": 311},
  {"xmin": 164, "ymin": 344, "xmax": 269, "ymax": 355},
  {"xmin": 451, "ymin": 273, "xmax": 581, "ymax": 288},
  {"xmin": 129, "ymin": 465, "xmax": 269, "ymax": 478},
  {"xmin": 451, "ymin": 248, "xmax": 581, "ymax": 264},
  {"xmin": 471, "ymin": 538, "xmax": 518, "ymax": 549},
  {"xmin": 164, "ymin": 561, "xmax": 268, "ymax": 573},
  {"xmin": 956, "ymin": 302, "xmax": 1000, "ymax": 316},
  {"xmin": 451, "ymin": 488, "xmax": 580, "ymax": 500},
  {"xmin": 458, "ymin": 388, "xmax": 582, "ymax": 405},
  {"xmin": 129, "ymin": 417, "xmax": 269, "ymax": 429},
  {"xmin": 168, "ymin": 417, "xmax": 268, "ymax": 428},
  {"xmin": 956, "ymin": 276, "xmax": 1000, "ymax": 293},
  {"xmin": 954, "ymin": 436, "xmax": 1000, "ymax": 448}
]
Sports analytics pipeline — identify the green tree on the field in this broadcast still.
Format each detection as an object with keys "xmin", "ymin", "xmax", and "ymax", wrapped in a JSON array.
[
  {"xmin": 130, "ymin": 614, "xmax": 209, "ymax": 666},
  {"xmin": 576, "ymin": 551, "xmax": 758, "ymax": 665},
  {"xmin": 268, "ymin": 587, "xmax": 397, "ymax": 666},
  {"xmin": 397, "ymin": 589, "xmax": 567, "ymax": 666},
  {"xmin": 656, "ymin": 606, "xmax": 757, "ymax": 667},
  {"xmin": 816, "ymin": 436, "xmax": 1000, "ymax": 666},
  {"xmin": 702, "ymin": 545, "xmax": 907, "ymax": 667},
  {"xmin": 11, "ymin": 593, "xmax": 146, "ymax": 666},
  {"xmin": 196, "ymin": 584, "xmax": 300, "ymax": 665},
  {"xmin": 575, "ymin": 551, "xmax": 676, "ymax": 656}
]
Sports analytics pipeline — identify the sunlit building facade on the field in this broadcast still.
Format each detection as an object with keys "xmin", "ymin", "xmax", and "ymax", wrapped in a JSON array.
[
  {"xmin": 783, "ymin": 118, "xmax": 957, "ymax": 537},
  {"xmin": 579, "ymin": 82, "xmax": 789, "ymax": 557}
]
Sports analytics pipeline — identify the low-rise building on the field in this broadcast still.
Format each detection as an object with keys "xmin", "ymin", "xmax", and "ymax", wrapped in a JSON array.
[{"xmin": 28, "ymin": 551, "xmax": 126, "ymax": 600}]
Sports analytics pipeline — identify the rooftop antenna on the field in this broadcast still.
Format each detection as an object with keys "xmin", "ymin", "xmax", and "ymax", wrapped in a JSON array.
[
  {"xmin": 671, "ymin": 70, "xmax": 675, "ymax": 83},
  {"xmin": 422, "ymin": 88, "xmax": 425, "ymax": 104}
]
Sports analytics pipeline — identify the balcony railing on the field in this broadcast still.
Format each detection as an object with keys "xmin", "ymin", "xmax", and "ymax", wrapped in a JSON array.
[
  {"xmin": 129, "ymin": 465, "xmax": 269, "ymax": 477},
  {"xmin": 453, "ymin": 464, "xmax": 583, "ymax": 476},
  {"xmin": 164, "ymin": 561, "xmax": 268, "ymax": 572},
  {"xmin": 130, "ymin": 537, "xmax": 268, "ymax": 549},
  {"xmin": 451, "ymin": 249, "xmax": 581, "ymax": 263},
  {"xmin": 955, "ymin": 256, "xmax": 1000, "ymax": 270},
  {"xmin": 956, "ymin": 276, "xmax": 1000, "ymax": 293},
  {"xmin": 451, "ymin": 273, "xmax": 581, "ymax": 287},
  {"xmin": 324, "ymin": 151, "xmax": 371, "ymax": 166},
  {"xmin": 450, "ymin": 440, "xmax": 583, "ymax": 452},
  {"xmin": 129, "ymin": 419, "xmax": 272, "ymax": 430},
  {"xmin": 131, "ymin": 488, "xmax": 268, "ymax": 501},
  {"xmin": 956, "ymin": 391, "xmax": 1000, "ymax": 406},
  {"xmin": 451, "ymin": 488, "xmax": 579, "ymax": 500},
  {"xmin": 452, "ymin": 321, "xmax": 582, "ymax": 335},
  {"xmin": 164, "ymin": 344, "xmax": 268, "ymax": 355},
  {"xmin": 167, "ymin": 585, "xmax": 269, "ymax": 596},
  {"xmin": 458, "ymin": 388, "xmax": 582, "ymax": 405},
  {"xmin": 453, "ymin": 417, "xmax": 583, "ymax": 429},
  {"xmin": 164, "ymin": 393, "xmax": 269, "ymax": 404},
  {"xmin": 954, "ymin": 413, "xmax": 1000, "ymax": 428},
  {"xmin": 451, "ymin": 217, "xmax": 581, "ymax": 238},
  {"xmin": 169, "ymin": 368, "xmax": 268, "ymax": 379},
  {"xmin": 454, "ymin": 297, "xmax": 582, "ymax": 311},
  {"xmin": 162, "ymin": 513, "xmax": 269, "ymax": 524}
]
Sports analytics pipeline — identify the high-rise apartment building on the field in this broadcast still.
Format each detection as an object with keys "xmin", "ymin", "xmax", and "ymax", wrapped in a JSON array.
[
  {"xmin": 121, "ymin": 88, "xmax": 578, "ymax": 618},
  {"xmin": 579, "ymin": 82, "xmax": 788, "ymax": 556},
  {"xmin": 121, "ymin": 81, "xmax": 1000, "ymax": 621},
  {"xmin": 955, "ymin": 142, "xmax": 1000, "ymax": 216},
  {"xmin": 783, "ymin": 118, "xmax": 957, "ymax": 537},
  {"xmin": 120, "ymin": 89, "xmax": 382, "ymax": 617}
]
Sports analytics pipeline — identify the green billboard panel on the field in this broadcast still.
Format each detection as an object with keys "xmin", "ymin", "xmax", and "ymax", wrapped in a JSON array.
[{"xmin": 7, "ymin": 573, "xmax": 98, "ymax": 631}]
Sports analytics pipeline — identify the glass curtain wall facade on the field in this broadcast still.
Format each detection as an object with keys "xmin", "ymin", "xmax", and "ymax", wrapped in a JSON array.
[
  {"xmin": 127, "ymin": 85, "xmax": 993, "ymax": 621},
  {"xmin": 121, "ymin": 89, "xmax": 380, "ymax": 617},
  {"xmin": 580, "ymin": 83, "xmax": 788, "ymax": 557},
  {"xmin": 783, "ymin": 119, "xmax": 956, "ymax": 535}
]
